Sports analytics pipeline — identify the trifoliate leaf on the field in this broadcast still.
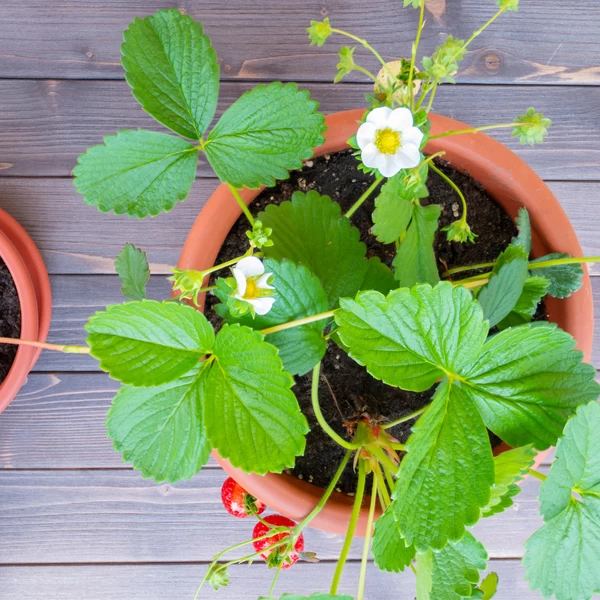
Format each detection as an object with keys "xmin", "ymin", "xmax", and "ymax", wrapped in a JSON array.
[
  {"xmin": 74, "ymin": 130, "xmax": 198, "ymax": 218},
  {"xmin": 307, "ymin": 18, "xmax": 333, "ymax": 47},
  {"xmin": 497, "ymin": 0, "xmax": 519, "ymax": 12},
  {"xmin": 262, "ymin": 595, "xmax": 353, "ymax": 600},
  {"xmin": 202, "ymin": 324, "xmax": 308, "ymax": 474},
  {"xmin": 121, "ymin": 9, "xmax": 219, "ymax": 139},
  {"xmin": 115, "ymin": 243, "xmax": 150, "ymax": 301},
  {"xmin": 422, "ymin": 35, "xmax": 466, "ymax": 83},
  {"xmin": 477, "ymin": 572, "xmax": 499, "ymax": 599},
  {"xmin": 359, "ymin": 257, "xmax": 397, "ymax": 295},
  {"xmin": 260, "ymin": 191, "xmax": 369, "ymax": 307},
  {"xmin": 371, "ymin": 174, "xmax": 414, "ymax": 244},
  {"xmin": 512, "ymin": 107, "xmax": 551, "ymax": 146},
  {"xmin": 463, "ymin": 324, "xmax": 600, "ymax": 449},
  {"xmin": 205, "ymin": 82, "xmax": 325, "ymax": 189},
  {"xmin": 524, "ymin": 401, "xmax": 600, "ymax": 600},
  {"xmin": 215, "ymin": 258, "xmax": 329, "ymax": 376},
  {"xmin": 393, "ymin": 203, "xmax": 441, "ymax": 288},
  {"xmin": 529, "ymin": 252, "xmax": 584, "ymax": 299},
  {"xmin": 86, "ymin": 300, "xmax": 215, "ymax": 387},
  {"xmin": 404, "ymin": 0, "xmax": 422, "ymax": 7},
  {"xmin": 511, "ymin": 208, "xmax": 532, "ymax": 254},
  {"xmin": 107, "ymin": 365, "xmax": 210, "ymax": 483},
  {"xmin": 416, "ymin": 532, "xmax": 488, "ymax": 600},
  {"xmin": 334, "ymin": 46, "xmax": 356, "ymax": 84},
  {"xmin": 477, "ymin": 245, "xmax": 529, "ymax": 327},
  {"xmin": 496, "ymin": 276, "xmax": 549, "ymax": 330},
  {"xmin": 394, "ymin": 381, "xmax": 494, "ymax": 551},
  {"xmin": 372, "ymin": 507, "xmax": 416, "ymax": 572},
  {"xmin": 335, "ymin": 283, "xmax": 488, "ymax": 392}
]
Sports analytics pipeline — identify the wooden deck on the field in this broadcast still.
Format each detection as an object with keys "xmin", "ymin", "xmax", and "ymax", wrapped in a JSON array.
[{"xmin": 0, "ymin": 1, "xmax": 599, "ymax": 598}]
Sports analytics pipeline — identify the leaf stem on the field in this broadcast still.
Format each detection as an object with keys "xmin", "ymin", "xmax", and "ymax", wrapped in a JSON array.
[
  {"xmin": 312, "ymin": 363, "xmax": 360, "ymax": 451},
  {"xmin": 330, "ymin": 459, "xmax": 367, "ymax": 595},
  {"xmin": 462, "ymin": 6, "xmax": 507, "ymax": 52},
  {"xmin": 0, "ymin": 337, "xmax": 91, "ymax": 354},
  {"xmin": 259, "ymin": 310, "xmax": 336, "ymax": 336},
  {"xmin": 354, "ymin": 64, "xmax": 378, "ymax": 82},
  {"xmin": 429, "ymin": 163, "xmax": 468, "ymax": 227},
  {"xmin": 357, "ymin": 474, "xmax": 378, "ymax": 600},
  {"xmin": 227, "ymin": 183, "xmax": 255, "ymax": 227},
  {"xmin": 430, "ymin": 122, "xmax": 532, "ymax": 140},
  {"xmin": 527, "ymin": 468, "xmax": 548, "ymax": 482},
  {"xmin": 345, "ymin": 175, "xmax": 384, "ymax": 219},
  {"xmin": 382, "ymin": 405, "xmax": 428, "ymax": 429},
  {"xmin": 407, "ymin": 0, "xmax": 426, "ymax": 111},
  {"xmin": 372, "ymin": 461, "xmax": 391, "ymax": 509},
  {"xmin": 330, "ymin": 29, "xmax": 388, "ymax": 68}
]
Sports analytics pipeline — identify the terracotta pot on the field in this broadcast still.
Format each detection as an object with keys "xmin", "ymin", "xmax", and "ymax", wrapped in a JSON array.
[
  {"xmin": 178, "ymin": 109, "xmax": 593, "ymax": 535},
  {"xmin": 0, "ymin": 208, "xmax": 52, "ymax": 414}
]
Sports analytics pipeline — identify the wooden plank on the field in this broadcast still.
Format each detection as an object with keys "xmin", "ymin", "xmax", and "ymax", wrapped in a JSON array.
[
  {"xmin": 0, "ymin": 80, "xmax": 599, "ymax": 179},
  {"xmin": 0, "ymin": 559, "xmax": 538, "ymax": 599},
  {"xmin": 0, "ymin": 179, "xmax": 599, "ymax": 276},
  {"xmin": 0, "ymin": 467, "xmax": 545, "ymax": 564},
  {"xmin": 1, "ymin": 1, "xmax": 599, "ymax": 85}
]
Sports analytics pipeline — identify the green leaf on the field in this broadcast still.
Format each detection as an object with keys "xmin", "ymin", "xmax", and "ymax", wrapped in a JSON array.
[
  {"xmin": 205, "ymin": 82, "xmax": 325, "ymax": 189},
  {"xmin": 511, "ymin": 208, "xmax": 532, "ymax": 254},
  {"xmin": 335, "ymin": 283, "xmax": 488, "ymax": 392},
  {"xmin": 359, "ymin": 257, "xmax": 397, "ymax": 296},
  {"xmin": 215, "ymin": 258, "xmax": 329, "ymax": 376},
  {"xmin": 477, "ymin": 245, "xmax": 529, "ymax": 328},
  {"xmin": 202, "ymin": 324, "xmax": 308, "ymax": 474},
  {"xmin": 416, "ymin": 532, "xmax": 488, "ymax": 600},
  {"xmin": 260, "ymin": 191, "xmax": 369, "ymax": 307},
  {"xmin": 463, "ymin": 324, "xmax": 600, "ymax": 449},
  {"xmin": 115, "ymin": 243, "xmax": 150, "ymax": 301},
  {"xmin": 481, "ymin": 484, "xmax": 520, "ymax": 518},
  {"xmin": 74, "ymin": 130, "xmax": 198, "ymax": 218},
  {"xmin": 121, "ymin": 9, "xmax": 219, "ymax": 139},
  {"xmin": 393, "ymin": 203, "xmax": 441, "ymax": 288},
  {"xmin": 372, "ymin": 507, "xmax": 416, "ymax": 572},
  {"xmin": 477, "ymin": 572, "xmax": 499, "ymax": 600},
  {"xmin": 530, "ymin": 252, "xmax": 584, "ymax": 299},
  {"xmin": 371, "ymin": 175, "xmax": 414, "ymax": 243},
  {"xmin": 394, "ymin": 381, "xmax": 494, "ymax": 551},
  {"xmin": 524, "ymin": 401, "xmax": 600, "ymax": 600},
  {"xmin": 107, "ymin": 365, "xmax": 210, "ymax": 483},
  {"xmin": 496, "ymin": 276, "xmax": 549, "ymax": 330},
  {"xmin": 86, "ymin": 300, "xmax": 215, "ymax": 387}
]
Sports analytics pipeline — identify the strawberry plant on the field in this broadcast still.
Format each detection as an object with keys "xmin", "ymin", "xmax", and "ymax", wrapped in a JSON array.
[{"xmin": 3, "ymin": 3, "xmax": 600, "ymax": 599}]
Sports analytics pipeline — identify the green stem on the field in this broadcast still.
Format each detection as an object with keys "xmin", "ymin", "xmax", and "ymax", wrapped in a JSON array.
[
  {"xmin": 268, "ymin": 561, "xmax": 284, "ymax": 598},
  {"xmin": 330, "ymin": 459, "xmax": 367, "ymax": 595},
  {"xmin": 455, "ymin": 278, "xmax": 489, "ymax": 290},
  {"xmin": 453, "ymin": 272, "xmax": 491, "ymax": 285},
  {"xmin": 443, "ymin": 262, "xmax": 496, "ymax": 277},
  {"xmin": 357, "ymin": 475, "xmax": 378, "ymax": 600},
  {"xmin": 425, "ymin": 80, "xmax": 439, "ymax": 113},
  {"xmin": 528, "ymin": 468, "xmax": 548, "ymax": 482},
  {"xmin": 420, "ymin": 151, "xmax": 446, "ymax": 168},
  {"xmin": 0, "ymin": 337, "xmax": 90, "ymax": 354},
  {"xmin": 381, "ymin": 460, "xmax": 396, "ymax": 492},
  {"xmin": 414, "ymin": 76, "xmax": 433, "ymax": 111},
  {"xmin": 370, "ymin": 446, "xmax": 399, "ymax": 479},
  {"xmin": 312, "ymin": 363, "xmax": 360, "ymax": 451},
  {"xmin": 345, "ymin": 176, "xmax": 384, "ymax": 218},
  {"xmin": 260, "ymin": 310, "xmax": 336, "ymax": 336},
  {"xmin": 373, "ymin": 461, "xmax": 391, "ymax": 509},
  {"xmin": 462, "ymin": 6, "xmax": 507, "ymax": 52},
  {"xmin": 430, "ymin": 122, "xmax": 531, "ymax": 140},
  {"xmin": 382, "ymin": 405, "xmax": 428, "ymax": 429},
  {"xmin": 430, "ymin": 163, "xmax": 468, "ymax": 225},
  {"xmin": 354, "ymin": 64, "xmax": 378, "ymax": 82},
  {"xmin": 227, "ymin": 183, "xmax": 255, "ymax": 227},
  {"xmin": 330, "ymin": 29, "xmax": 388, "ymax": 68},
  {"xmin": 407, "ymin": 0, "xmax": 426, "ymax": 111}
]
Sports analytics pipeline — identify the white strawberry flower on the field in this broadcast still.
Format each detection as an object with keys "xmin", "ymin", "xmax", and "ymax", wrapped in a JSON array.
[
  {"xmin": 232, "ymin": 256, "xmax": 275, "ymax": 316},
  {"xmin": 357, "ymin": 107, "xmax": 424, "ymax": 177}
]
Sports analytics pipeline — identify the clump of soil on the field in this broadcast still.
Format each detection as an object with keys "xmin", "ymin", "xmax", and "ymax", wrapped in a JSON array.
[
  {"xmin": 0, "ymin": 260, "xmax": 21, "ymax": 384},
  {"xmin": 207, "ymin": 150, "xmax": 543, "ymax": 493}
]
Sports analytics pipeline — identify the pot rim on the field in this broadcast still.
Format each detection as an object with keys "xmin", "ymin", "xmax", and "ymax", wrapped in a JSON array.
[{"xmin": 178, "ymin": 109, "xmax": 593, "ymax": 535}]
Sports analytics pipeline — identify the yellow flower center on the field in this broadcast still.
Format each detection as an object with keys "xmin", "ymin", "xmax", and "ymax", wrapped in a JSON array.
[
  {"xmin": 243, "ymin": 277, "xmax": 260, "ymax": 299},
  {"xmin": 374, "ymin": 128, "xmax": 401, "ymax": 155}
]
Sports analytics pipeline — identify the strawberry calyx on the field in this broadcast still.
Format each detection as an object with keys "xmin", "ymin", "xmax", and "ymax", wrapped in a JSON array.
[
  {"xmin": 252, "ymin": 514, "xmax": 305, "ymax": 569},
  {"xmin": 221, "ymin": 477, "xmax": 266, "ymax": 519}
]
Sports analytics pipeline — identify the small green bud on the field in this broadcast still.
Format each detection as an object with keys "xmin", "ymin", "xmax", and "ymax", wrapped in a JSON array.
[
  {"xmin": 169, "ymin": 268, "xmax": 207, "ymax": 305},
  {"xmin": 334, "ymin": 46, "xmax": 356, "ymax": 83},
  {"xmin": 443, "ymin": 220, "xmax": 477, "ymax": 244},
  {"xmin": 307, "ymin": 17, "xmax": 333, "ymax": 47},
  {"xmin": 512, "ymin": 107, "xmax": 551, "ymax": 146},
  {"xmin": 403, "ymin": 0, "xmax": 422, "ymax": 7},
  {"xmin": 422, "ymin": 35, "xmax": 466, "ymax": 83},
  {"xmin": 246, "ymin": 219, "xmax": 273, "ymax": 249},
  {"xmin": 206, "ymin": 563, "xmax": 230, "ymax": 590},
  {"xmin": 497, "ymin": 0, "xmax": 519, "ymax": 12}
]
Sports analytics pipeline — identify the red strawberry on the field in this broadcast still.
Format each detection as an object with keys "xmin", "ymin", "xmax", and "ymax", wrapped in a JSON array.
[
  {"xmin": 252, "ymin": 515, "xmax": 305, "ymax": 569},
  {"xmin": 221, "ymin": 477, "xmax": 266, "ymax": 519}
]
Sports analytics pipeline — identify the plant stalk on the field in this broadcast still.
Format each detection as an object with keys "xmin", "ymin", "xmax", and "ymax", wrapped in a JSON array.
[
  {"xmin": 227, "ymin": 183, "xmax": 255, "ymax": 226},
  {"xmin": 382, "ymin": 405, "xmax": 428, "ymax": 429},
  {"xmin": 407, "ymin": 0, "xmax": 426, "ymax": 111},
  {"xmin": 0, "ymin": 337, "xmax": 90, "ymax": 354},
  {"xmin": 357, "ymin": 475, "xmax": 378, "ymax": 600},
  {"xmin": 430, "ymin": 122, "xmax": 530, "ymax": 140},
  {"xmin": 259, "ymin": 310, "xmax": 337, "ymax": 336},
  {"xmin": 527, "ymin": 468, "xmax": 548, "ymax": 482},
  {"xmin": 429, "ymin": 163, "xmax": 469, "ymax": 227},
  {"xmin": 345, "ymin": 176, "xmax": 384, "ymax": 219}
]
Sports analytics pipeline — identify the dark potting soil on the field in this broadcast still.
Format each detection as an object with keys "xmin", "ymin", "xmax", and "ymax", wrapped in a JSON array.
[
  {"xmin": 206, "ymin": 150, "xmax": 546, "ymax": 493},
  {"xmin": 0, "ymin": 259, "xmax": 21, "ymax": 384}
]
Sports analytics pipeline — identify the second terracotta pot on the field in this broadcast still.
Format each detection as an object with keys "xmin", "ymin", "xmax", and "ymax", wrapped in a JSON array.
[{"xmin": 178, "ymin": 109, "xmax": 593, "ymax": 535}]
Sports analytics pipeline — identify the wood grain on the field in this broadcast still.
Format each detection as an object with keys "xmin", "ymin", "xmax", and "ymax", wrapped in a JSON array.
[
  {"xmin": 0, "ymin": 559, "xmax": 539, "ymax": 599},
  {"xmin": 1, "ymin": 1, "xmax": 599, "ymax": 85},
  {"xmin": 0, "ymin": 467, "xmax": 546, "ymax": 564},
  {"xmin": 0, "ymin": 81, "xmax": 599, "ymax": 179}
]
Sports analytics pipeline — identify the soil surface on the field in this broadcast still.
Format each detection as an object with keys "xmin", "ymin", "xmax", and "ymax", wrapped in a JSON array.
[
  {"xmin": 0, "ymin": 259, "xmax": 21, "ymax": 384},
  {"xmin": 207, "ymin": 150, "xmax": 545, "ymax": 493}
]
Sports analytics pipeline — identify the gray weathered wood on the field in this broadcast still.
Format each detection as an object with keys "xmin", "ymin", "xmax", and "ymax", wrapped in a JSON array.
[
  {"xmin": 0, "ymin": 81, "xmax": 599, "ymax": 179},
  {"xmin": 1, "ymin": 0, "xmax": 599, "ymax": 86},
  {"xmin": 0, "ymin": 467, "xmax": 545, "ymax": 564},
  {"xmin": 0, "ymin": 559, "xmax": 540, "ymax": 599}
]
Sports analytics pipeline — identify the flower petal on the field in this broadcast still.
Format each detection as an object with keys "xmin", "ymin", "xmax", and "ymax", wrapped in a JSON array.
[
  {"xmin": 366, "ymin": 106, "xmax": 393, "ymax": 128},
  {"xmin": 235, "ymin": 256, "xmax": 265, "ymax": 278},
  {"xmin": 249, "ymin": 297, "xmax": 276, "ymax": 315},
  {"xmin": 232, "ymin": 268, "xmax": 247, "ymax": 297},
  {"xmin": 387, "ymin": 107, "xmax": 413, "ymax": 132},
  {"xmin": 396, "ymin": 143, "xmax": 421, "ymax": 168},
  {"xmin": 402, "ymin": 126, "xmax": 424, "ymax": 147},
  {"xmin": 356, "ymin": 122, "xmax": 377, "ymax": 150},
  {"xmin": 257, "ymin": 272, "xmax": 275, "ymax": 290},
  {"xmin": 377, "ymin": 154, "xmax": 403, "ymax": 178},
  {"xmin": 361, "ymin": 143, "xmax": 380, "ymax": 168}
]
